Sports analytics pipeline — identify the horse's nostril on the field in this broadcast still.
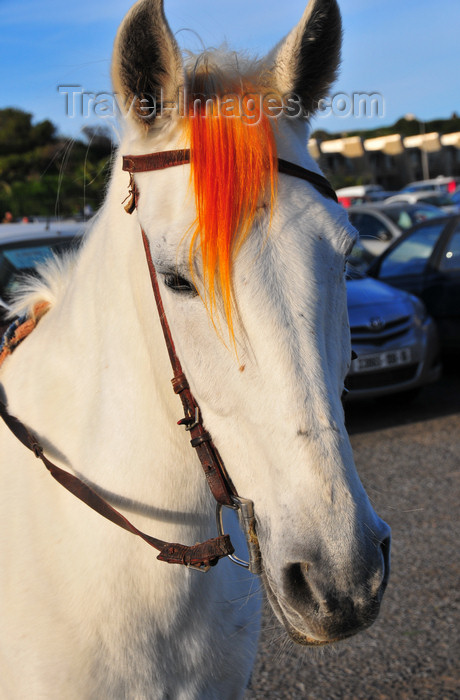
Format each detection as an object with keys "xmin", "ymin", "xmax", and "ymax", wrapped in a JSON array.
[
  {"xmin": 284, "ymin": 562, "xmax": 314, "ymax": 604},
  {"xmin": 281, "ymin": 544, "xmax": 391, "ymax": 641},
  {"xmin": 284, "ymin": 562, "xmax": 330, "ymax": 615},
  {"xmin": 286, "ymin": 562, "xmax": 304, "ymax": 588}
]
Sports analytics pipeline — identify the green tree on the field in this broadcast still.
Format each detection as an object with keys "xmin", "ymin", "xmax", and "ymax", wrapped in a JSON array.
[{"xmin": 0, "ymin": 108, "xmax": 113, "ymax": 219}]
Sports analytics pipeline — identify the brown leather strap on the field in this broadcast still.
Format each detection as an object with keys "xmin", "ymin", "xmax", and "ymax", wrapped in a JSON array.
[
  {"xmin": 3, "ymin": 147, "xmax": 331, "ymax": 572},
  {"xmin": 0, "ymin": 398, "xmax": 234, "ymax": 569},
  {"xmin": 122, "ymin": 148, "xmax": 337, "ymax": 507},
  {"xmin": 123, "ymin": 150, "xmax": 190, "ymax": 174},
  {"xmin": 0, "ymin": 198, "xmax": 237, "ymax": 568},
  {"xmin": 122, "ymin": 150, "xmax": 337, "ymax": 202},
  {"xmin": 141, "ymin": 229, "xmax": 237, "ymax": 507}
]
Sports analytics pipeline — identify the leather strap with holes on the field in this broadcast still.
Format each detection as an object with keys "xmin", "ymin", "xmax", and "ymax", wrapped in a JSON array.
[{"xmin": 140, "ymin": 228, "xmax": 237, "ymax": 507}]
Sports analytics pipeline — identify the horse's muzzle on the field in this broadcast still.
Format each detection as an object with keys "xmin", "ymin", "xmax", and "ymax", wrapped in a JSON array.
[{"xmin": 267, "ymin": 524, "xmax": 391, "ymax": 645}]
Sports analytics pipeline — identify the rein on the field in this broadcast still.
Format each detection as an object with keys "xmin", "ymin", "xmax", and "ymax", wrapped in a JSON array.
[
  {"xmin": 0, "ymin": 309, "xmax": 234, "ymax": 571},
  {"xmin": 0, "ymin": 148, "xmax": 336, "ymax": 575}
]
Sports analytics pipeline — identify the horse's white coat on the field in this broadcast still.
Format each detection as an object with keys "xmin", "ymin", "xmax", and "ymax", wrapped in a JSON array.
[{"xmin": 0, "ymin": 2, "xmax": 390, "ymax": 698}]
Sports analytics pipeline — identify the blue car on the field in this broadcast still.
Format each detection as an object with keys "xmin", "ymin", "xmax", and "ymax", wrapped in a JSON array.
[
  {"xmin": 367, "ymin": 214, "xmax": 460, "ymax": 352},
  {"xmin": 345, "ymin": 267, "xmax": 441, "ymax": 400}
]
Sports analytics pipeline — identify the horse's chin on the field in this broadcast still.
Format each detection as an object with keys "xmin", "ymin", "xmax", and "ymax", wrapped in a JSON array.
[{"xmin": 261, "ymin": 569, "xmax": 347, "ymax": 648}]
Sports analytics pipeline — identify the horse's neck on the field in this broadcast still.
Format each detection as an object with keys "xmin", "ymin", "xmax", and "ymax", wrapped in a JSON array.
[{"xmin": 5, "ymin": 155, "xmax": 209, "ymax": 524}]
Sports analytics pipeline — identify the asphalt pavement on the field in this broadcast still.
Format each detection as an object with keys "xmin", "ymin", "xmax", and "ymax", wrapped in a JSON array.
[{"xmin": 245, "ymin": 365, "xmax": 460, "ymax": 699}]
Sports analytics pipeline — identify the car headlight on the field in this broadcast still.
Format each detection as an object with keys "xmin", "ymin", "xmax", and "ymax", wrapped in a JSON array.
[{"xmin": 410, "ymin": 294, "xmax": 428, "ymax": 325}]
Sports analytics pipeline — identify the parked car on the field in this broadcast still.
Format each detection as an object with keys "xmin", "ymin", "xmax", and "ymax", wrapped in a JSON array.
[
  {"xmin": 336, "ymin": 184, "xmax": 386, "ymax": 208},
  {"xmin": 400, "ymin": 176, "xmax": 460, "ymax": 195},
  {"xmin": 385, "ymin": 190, "xmax": 460, "ymax": 214},
  {"xmin": 347, "ymin": 202, "xmax": 445, "ymax": 257},
  {"xmin": 367, "ymin": 214, "xmax": 460, "ymax": 351},
  {"xmin": 0, "ymin": 221, "xmax": 86, "ymax": 327},
  {"xmin": 345, "ymin": 266, "xmax": 441, "ymax": 400}
]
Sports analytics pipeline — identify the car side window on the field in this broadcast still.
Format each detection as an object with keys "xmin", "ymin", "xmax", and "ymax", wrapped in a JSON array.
[
  {"xmin": 439, "ymin": 225, "xmax": 460, "ymax": 271},
  {"xmin": 349, "ymin": 213, "xmax": 392, "ymax": 241},
  {"xmin": 379, "ymin": 222, "xmax": 446, "ymax": 279}
]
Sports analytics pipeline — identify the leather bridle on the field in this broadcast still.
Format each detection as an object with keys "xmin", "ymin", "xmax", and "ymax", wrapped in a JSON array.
[
  {"xmin": 121, "ymin": 149, "xmax": 337, "ymax": 573},
  {"xmin": 0, "ymin": 148, "xmax": 337, "ymax": 574}
]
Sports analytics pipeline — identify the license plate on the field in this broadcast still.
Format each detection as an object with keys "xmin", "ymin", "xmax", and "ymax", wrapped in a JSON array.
[{"xmin": 354, "ymin": 348, "xmax": 412, "ymax": 373}]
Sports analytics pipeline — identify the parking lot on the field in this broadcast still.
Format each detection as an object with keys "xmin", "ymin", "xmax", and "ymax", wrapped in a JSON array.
[{"xmin": 246, "ymin": 365, "xmax": 460, "ymax": 699}]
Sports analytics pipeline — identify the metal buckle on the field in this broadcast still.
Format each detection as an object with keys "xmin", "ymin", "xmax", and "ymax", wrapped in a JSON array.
[
  {"xmin": 216, "ymin": 496, "xmax": 262, "ymax": 575},
  {"xmin": 178, "ymin": 407, "xmax": 201, "ymax": 432},
  {"xmin": 185, "ymin": 407, "xmax": 200, "ymax": 432},
  {"xmin": 186, "ymin": 562, "xmax": 211, "ymax": 573}
]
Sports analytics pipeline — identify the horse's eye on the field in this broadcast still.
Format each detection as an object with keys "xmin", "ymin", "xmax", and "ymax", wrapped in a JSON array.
[{"xmin": 163, "ymin": 273, "xmax": 197, "ymax": 296}]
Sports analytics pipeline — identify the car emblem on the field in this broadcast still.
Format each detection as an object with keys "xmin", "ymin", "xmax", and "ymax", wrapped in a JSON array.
[{"xmin": 368, "ymin": 316, "xmax": 386, "ymax": 331}]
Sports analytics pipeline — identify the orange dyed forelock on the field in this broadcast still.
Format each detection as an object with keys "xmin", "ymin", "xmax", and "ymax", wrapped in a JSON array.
[{"xmin": 187, "ymin": 94, "xmax": 277, "ymax": 342}]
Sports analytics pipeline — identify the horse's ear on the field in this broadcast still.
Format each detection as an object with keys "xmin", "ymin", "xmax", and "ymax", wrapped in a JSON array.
[
  {"xmin": 269, "ymin": 0, "xmax": 342, "ymax": 117},
  {"xmin": 112, "ymin": 0, "xmax": 183, "ymax": 125}
]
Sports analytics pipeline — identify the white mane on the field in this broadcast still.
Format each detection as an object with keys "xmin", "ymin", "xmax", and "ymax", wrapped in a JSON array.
[{"xmin": 7, "ymin": 251, "xmax": 78, "ymax": 319}]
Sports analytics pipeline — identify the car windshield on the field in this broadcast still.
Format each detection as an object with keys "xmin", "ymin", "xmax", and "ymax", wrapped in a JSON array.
[
  {"xmin": 383, "ymin": 205, "xmax": 442, "ymax": 230},
  {"xmin": 378, "ymin": 221, "xmax": 446, "ymax": 279},
  {"xmin": 0, "ymin": 236, "xmax": 80, "ymax": 302}
]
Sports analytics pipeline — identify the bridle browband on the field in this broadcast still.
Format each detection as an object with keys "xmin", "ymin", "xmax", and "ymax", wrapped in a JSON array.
[
  {"xmin": 121, "ymin": 149, "xmax": 338, "ymax": 212},
  {"xmin": 0, "ymin": 148, "xmax": 336, "ymax": 574}
]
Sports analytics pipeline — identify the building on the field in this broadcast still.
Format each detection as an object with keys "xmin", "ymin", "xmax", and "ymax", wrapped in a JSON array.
[{"xmin": 310, "ymin": 119, "xmax": 460, "ymax": 190}]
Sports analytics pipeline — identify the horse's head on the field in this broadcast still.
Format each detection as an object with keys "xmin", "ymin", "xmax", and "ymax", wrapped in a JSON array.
[{"xmin": 112, "ymin": 0, "xmax": 390, "ymax": 645}]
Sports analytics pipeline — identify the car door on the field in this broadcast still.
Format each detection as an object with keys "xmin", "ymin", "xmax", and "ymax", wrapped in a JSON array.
[
  {"xmin": 348, "ymin": 211, "xmax": 394, "ymax": 242},
  {"xmin": 374, "ymin": 220, "xmax": 448, "ymax": 300},
  {"xmin": 348, "ymin": 211, "xmax": 396, "ymax": 257},
  {"xmin": 425, "ymin": 222, "xmax": 460, "ymax": 348}
]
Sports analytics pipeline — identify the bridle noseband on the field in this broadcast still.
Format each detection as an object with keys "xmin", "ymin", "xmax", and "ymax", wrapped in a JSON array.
[{"xmin": 0, "ymin": 148, "xmax": 336, "ymax": 575}]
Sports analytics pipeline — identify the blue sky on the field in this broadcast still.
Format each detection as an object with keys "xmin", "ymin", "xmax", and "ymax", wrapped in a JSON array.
[{"xmin": 1, "ymin": 0, "xmax": 459, "ymax": 141}]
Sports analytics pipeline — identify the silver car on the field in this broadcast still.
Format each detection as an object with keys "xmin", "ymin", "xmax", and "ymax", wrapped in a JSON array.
[
  {"xmin": 345, "ymin": 269, "xmax": 441, "ymax": 401},
  {"xmin": 385, "ymin": 190, "xmax": 460, "ymax": 215},
  {"xmin": 348, "ymin": 202, "xmax": 445, "ymax": 257}
]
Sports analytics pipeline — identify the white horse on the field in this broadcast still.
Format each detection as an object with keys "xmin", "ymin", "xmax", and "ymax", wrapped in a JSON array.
[{"xmin": 0, "ymin": 1, "xmax": 390, "ymax": 698}]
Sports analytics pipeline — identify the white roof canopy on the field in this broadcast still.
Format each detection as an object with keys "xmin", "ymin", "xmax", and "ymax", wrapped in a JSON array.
[
  {"xmin": 364, "ymin": 134, "xmax": 404, "ymax": 156},
  {"xmin": 440, "ymin": 132, "xmax": 460, "ymax": 148},
  {"xmin": 403, "ymin": 132, "xmax": 442, "ymax": 153},
  {"xmin": 319, "ymin": 136, "xmax": 364, "ymax": 158}
]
